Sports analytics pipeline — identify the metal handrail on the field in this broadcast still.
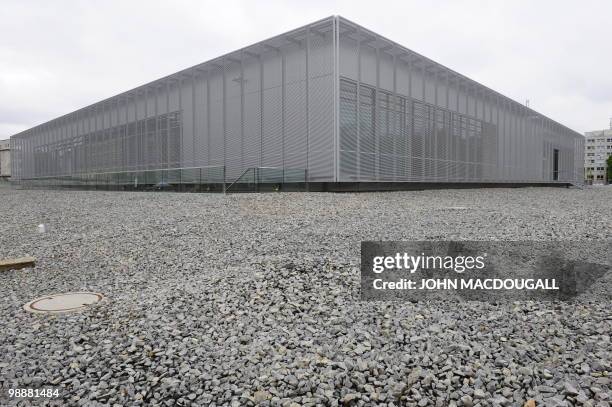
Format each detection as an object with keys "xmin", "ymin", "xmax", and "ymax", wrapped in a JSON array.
[
  {"xmin": 224, "ymin": 168, "xmax": 254, "ymax": 193},
  {"xmin": 224, "ymin": 166, "xmax": 308, "ymax": 193}
]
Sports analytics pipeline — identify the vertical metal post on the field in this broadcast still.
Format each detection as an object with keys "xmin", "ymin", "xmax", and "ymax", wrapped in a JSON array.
[
  {"xmin": 48, "ymin": 122, "xmax": 52, "ymax": 176},
  {"xmin": 94, "ymin": 106, "xmax": 99, "ymax": 184},
  {"xmin": 393, "ymin": 52, "xmax": 397, "ymax": 181},
  {"xmin": 87, "ymin": 108, "xmax": 91, "ymax": 175},
  {"xmin": 407, "ymin": 54, "xmax": 412, "ymax": 179},
  {"xmin": 510, "ymin": 102, "xmax": 520, "ymax": 180},
  {"xmin": 71, "ymin": 110, "xmax": 76, "ymax": 178},
  {"xmin": 494, "ymin": 93, "xmax": 499, "ymax": 180},
  {"xmin": 507, "ymin": 100, "xmax": 511, "ymax": 179},
  {"xmin": 281, "ymin": 48, "xmax": 286, "ymax": 172},
  {"xmin": 497, "ymin": 95, "xmax": 502, "ymax": 180},
  {"xmin": 240, "ymin": 52, "xmax": 245, "ymax": 172},
  {"xmin": 42, "ymin": 124, "xmax": 46, "ymax": 177},
  {"xmin": 333, "ymin": 16, "xmax": 340, "ymax": 182},
  {"xmin": 122, "ymin": 96, "xmax": 126, "ymax": 173},
  {"xmin": 465, "ymin": 81, "xmax": 476, "ymax": 181},
  {"xmin": 375, "ymin": 44, "xmax": 380, "ymax": 180},
  {"xmin": 259, "ymin": 54, "xmax": 264, "ymax": 168},
  {"xmin": 222, "ymin": 59, "xmax": 226, "ymax": 182},
  {"xmin": 128, "ymin": 94, "xmax": 132, "ymax": 172},
  {"xmin": 446, "ymin": 72, "xmax": 450, "ymax": 181},
  {"xmin": 421, "ymin": 62, "xmax": 426, "ymax": 178},
  {"xmin": 110, "ymin": 99, "xmax": 113, "ymax": 175},
  {"xmin": 434, "ymin": 69, "xmax": 438, "ymax": 180},
  {"xmin": 206, "ymin": 70, "xmax": 211, "ymax": 168},
  {"xmin": 107, "ymin": 101, "xmax": 111, "ymax": 174},
  {"xmin": 356, "ymin": 26, "xmax": 361, "ymax": 180},
  {"xmin": 305, "ymin": 27, "xmax": 310, "ymax": 182},
  {"xmin": 155, "ymin": 85, "xmax": 159, "ymax": 170},
  {"xmin": 456, "ymin": 80, "xmax": 461, "ymax": 180},
  {"xmin": 178, "ymin": 76, "xmax": 183, "ymax": 171},
  {"xmin": 144, "ymin": 88, "xmax": 149, "ymax": 171},
  {"xmin": 135, "ymin": 92, "xmax": 139, "ymax": 171},
  {"xmin": 192, "ymin": 71, "xmax": 197, "ymax": 168},
  {"xmin": 70, "ymin": 115, "xmax": 73, "ymax": 177},
  {"xmin": 105, "ymin": 101, "xmax": 110, "ymax": 181},
  {"xmin": 520, "ymin": 104, "xmax": 525, "ymax": 180},
  {"xmin": 503, "ymin": 98, "xmax": 508, "ymax": 179}
]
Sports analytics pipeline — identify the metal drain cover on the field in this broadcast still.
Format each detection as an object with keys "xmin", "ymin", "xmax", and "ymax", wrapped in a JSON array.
[{"xmin": 24, "ymin": 292, "xmax": 104, "ymax": 314}]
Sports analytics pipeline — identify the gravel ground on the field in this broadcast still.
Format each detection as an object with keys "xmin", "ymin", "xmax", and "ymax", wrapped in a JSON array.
[{"xmin": 0, "ymin": 187, "xmax": 610, "ymax": 407}]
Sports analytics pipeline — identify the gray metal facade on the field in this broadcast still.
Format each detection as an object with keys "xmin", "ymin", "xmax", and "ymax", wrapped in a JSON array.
[{"xmin": 10, "ymin": 16, "xmax": 584, "ymax": 186}]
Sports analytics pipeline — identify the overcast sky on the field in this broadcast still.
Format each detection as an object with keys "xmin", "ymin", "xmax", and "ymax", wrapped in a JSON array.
[{"xmin": 2, "ymin": 0, "xmax": 611, "ymax": 139}]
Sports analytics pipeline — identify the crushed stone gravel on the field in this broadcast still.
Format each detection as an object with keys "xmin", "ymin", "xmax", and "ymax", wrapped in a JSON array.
[{"xmin": 0, "ymin": 187, "xmax": 610, "ymax": 406}]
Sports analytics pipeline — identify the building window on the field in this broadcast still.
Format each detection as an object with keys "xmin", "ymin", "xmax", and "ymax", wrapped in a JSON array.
[{"xmin": 339, "ymin": 77, "xmax": 492, "ymax": 181}]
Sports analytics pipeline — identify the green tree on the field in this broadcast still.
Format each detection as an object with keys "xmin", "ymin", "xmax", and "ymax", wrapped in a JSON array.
[{"xmin": 607, "ymin": 155, "xmax": 612, "ymax": 184}]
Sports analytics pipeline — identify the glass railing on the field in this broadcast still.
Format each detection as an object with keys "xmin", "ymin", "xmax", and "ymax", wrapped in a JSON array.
[
  {"xmin": 18, "ymin": 166, "xmax": 226, "ymax": 189},
  {"xmin": 17, "ymin": 166, "xmax": 309, "ymax": 191}
]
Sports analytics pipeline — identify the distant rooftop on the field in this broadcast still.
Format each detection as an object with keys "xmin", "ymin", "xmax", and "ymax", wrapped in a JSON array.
[{"xmin": 585, "ymin": 128, "xmax": 612, "ymax": 137}]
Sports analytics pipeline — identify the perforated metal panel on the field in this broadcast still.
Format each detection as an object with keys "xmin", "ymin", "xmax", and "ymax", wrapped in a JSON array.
[
  {"xmin": 9, "ymin": 16, "xmax": 583, "ymax": 187},
  {"xmin": 337, "ymin": 16, "xmax": 583, "ymax": 184},
  {"xmin": 10, "ymin": 17, "xmax": 336, "ymax": 185}
]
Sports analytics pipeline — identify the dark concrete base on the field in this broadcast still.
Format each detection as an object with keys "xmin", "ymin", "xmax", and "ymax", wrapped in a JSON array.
[
  {"xmin": 14, "ymin": 181, "xmax": 573, "ymax": 193},
  {"xmin": 309, "ymin": 181, "xmax": 573, "ymax": 192}
]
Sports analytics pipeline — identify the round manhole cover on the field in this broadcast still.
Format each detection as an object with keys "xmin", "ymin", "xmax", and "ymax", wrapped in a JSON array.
[{"xmin": 24, "ymin": 292, "xmax": 105, "ymax": 314}]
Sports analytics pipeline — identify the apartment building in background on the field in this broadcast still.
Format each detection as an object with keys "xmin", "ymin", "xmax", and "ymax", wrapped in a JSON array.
[{"xmin": 584, "ymin": 127, "xmax": 612, "ymax": 184}]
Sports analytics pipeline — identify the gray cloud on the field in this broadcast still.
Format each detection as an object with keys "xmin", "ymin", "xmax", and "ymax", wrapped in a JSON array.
[{"xmin": 1, "ymin": 0, "xmax": 611, "ymax": 138}]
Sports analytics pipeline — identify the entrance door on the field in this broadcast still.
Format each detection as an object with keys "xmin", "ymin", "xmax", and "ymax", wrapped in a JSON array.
[{"xmin": 553, "ymin": 148, "xmax": 559, "ymax": 181}]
